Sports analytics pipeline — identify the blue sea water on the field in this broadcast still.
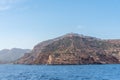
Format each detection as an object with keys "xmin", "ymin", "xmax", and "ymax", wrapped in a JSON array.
[{"xmin": 0, "ymin": 64, "xmax": 120, "ymax": 80}]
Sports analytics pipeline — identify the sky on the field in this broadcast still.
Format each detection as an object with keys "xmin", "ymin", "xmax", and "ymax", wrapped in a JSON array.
[{"xmin": 0, "ymin": 0, "xmax": 120, "ymax": 50}]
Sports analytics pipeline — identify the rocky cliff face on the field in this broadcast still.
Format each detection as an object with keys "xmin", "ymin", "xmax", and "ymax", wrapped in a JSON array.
[{"xmin": 16, "ymin": 33, "xmax": 120, "ymax": 65}]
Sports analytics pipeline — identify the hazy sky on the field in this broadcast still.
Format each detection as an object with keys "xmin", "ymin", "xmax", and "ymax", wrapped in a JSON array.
[{"xmin": 0, "ymin": 0, "xmax": 120, "ymax": 50}]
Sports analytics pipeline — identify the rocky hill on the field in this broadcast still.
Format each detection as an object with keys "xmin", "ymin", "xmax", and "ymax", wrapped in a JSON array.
[
  {"xmin": 0, "ymin": 48, "xmax": 31, "ymax": 63},
  {"xmin": 16, "ymin": 33, "xmax": 120, "ymax": 65}
]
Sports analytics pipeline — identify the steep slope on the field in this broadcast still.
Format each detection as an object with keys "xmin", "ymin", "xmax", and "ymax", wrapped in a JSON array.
[
  {"xmin": 16, "ymin": 33, "xmax": 120, "ymax": 65},
  {"xmin": 0, "ymin": 48, "xmax": 31, "ymax": 63}
]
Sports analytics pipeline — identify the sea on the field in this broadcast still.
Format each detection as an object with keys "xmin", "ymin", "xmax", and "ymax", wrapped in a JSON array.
[{"xmin": 0, "ymin": 64, "xmax": 120, "ymax": 80}]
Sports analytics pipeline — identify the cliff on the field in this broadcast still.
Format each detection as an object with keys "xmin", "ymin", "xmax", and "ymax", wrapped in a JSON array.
[{"xmin": 16, "ymin": 33, "xmax": 120, "ymax": 65}]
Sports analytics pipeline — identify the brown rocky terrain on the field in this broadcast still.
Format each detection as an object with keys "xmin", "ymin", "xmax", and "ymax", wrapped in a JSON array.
[{"xmin": 16, "ymin": 33, "xmax": 120, "ymax": 65}]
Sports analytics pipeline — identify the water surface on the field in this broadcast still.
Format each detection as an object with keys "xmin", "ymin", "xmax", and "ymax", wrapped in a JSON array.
[{"xmin": 0, "ymin": 64, "xmax": 120, "ymax": 80}]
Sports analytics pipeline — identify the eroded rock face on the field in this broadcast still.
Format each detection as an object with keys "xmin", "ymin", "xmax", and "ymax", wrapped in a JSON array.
[{"xmin": 16, "ymin": 33, "xmax": 120, "ymax": 65}]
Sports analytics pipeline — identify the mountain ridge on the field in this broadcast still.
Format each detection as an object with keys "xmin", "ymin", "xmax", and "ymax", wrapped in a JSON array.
[
  {"xmin": 16, "ymin": 33, "xmax": 120, "ymax": 65},
  {"xmin": 0, "ymin": 48, "xmax": 31, "ymax": 63}
]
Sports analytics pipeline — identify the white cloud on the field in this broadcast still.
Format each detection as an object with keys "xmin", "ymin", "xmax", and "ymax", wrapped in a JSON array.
[
  {"xmin": 0, "ymin": 0, "xmax": 22, "ymax": 11},
  {"xmin": 77, "ymin": 25, "xmax": 83, "ymax": 29},
  {"xmin": 0, "ymin": 6, "xmax": 10, "ymax": 11},
  {"xmin": 0, "ymin": 0, "xmax": 19, "ymax": 4}
]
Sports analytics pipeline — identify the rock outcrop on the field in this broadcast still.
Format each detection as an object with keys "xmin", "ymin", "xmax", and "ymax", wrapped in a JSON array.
[{"xmin": 16, "ymin": 33, "xmax": 120, "ymax": 65}]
